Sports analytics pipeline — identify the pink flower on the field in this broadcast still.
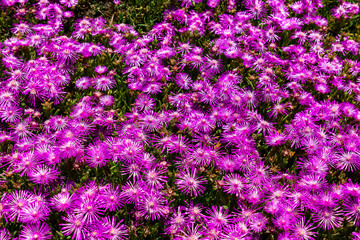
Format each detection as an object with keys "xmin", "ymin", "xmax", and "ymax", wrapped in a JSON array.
[{"xmin": 175, "ymin": 168, "xmax": 206, "ymax": 197}]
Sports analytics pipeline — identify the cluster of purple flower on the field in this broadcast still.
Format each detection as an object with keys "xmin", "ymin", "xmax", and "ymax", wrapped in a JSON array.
[
  {"xmin": 1, "ymin": 0, "xmax": 360, "ymax": 239},
  {"xmin": 0, "ymin": 184, "xmax": 128, "ymax": 239}
]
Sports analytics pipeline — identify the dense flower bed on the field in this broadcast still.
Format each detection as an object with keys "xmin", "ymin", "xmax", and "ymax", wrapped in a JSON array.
[{"xmin": 1, "ymin": 0, "xmax": 360, "ymax": 239}]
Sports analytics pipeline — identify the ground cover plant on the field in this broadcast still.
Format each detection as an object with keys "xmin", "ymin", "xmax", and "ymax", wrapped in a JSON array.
[{"xmin": 1, "ymin": 0, "xmax": 360, "ymax": 239}]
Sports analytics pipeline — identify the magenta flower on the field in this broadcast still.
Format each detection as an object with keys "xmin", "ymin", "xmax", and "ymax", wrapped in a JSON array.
[
  {"xmin": 0, "ymin": 229, "xmax": 11, "ymax": 240},
  {"xmin": 143, "ymin": 165, "xmax": 168, "ymax": 189},
  {"xmin": 168, "ymin": 135, "xmax": 189, "ymax": 156},
  {"xmin": 121, "ymin": 181, "xmax": 145, "ymax": 204},
  {"xmin": 99, "ymin": 95, "xmax": 114, "ymax": 107},
  {"xmin": 11, "ymin": 21, "xmax": 32, "ymax": 34},
  {"xmin": 6, "ymin": 190, "xmax": 31, "ymax": 222},
  {"xmin": 10, "ymin": 118, "xmax": 34, "ymax": 140},
  {"xmin": 139, "ymin": 111, "xmax": 163, "ymax": 132},
  {"xmin": 94, "ymin": 65, "xmax": 108, "ymax": 74},
  {"xmin": 75, "ymin": 77, "xmax": 92, "ymax": 90},
  {"xmin": 222, "ymin": 173, "xmax": 246, "ymax": 196},
  {"xmin": 249, "ymin": 213, "xmax": 268, "ymax": 233},
  {"xmin": 118, "ymin": 139, "xmax": 143, "ymax": 163},
  {"xmin": 273, "ymin": 213, "xmax": 296, "ymax": 231},
  {"xmin": 61, "ymin": 214, "xmax": 87, "ymax": 240},
  {"xmin": 103, "ymin": 184, "xmax": 124, "ymax": 211},
  {"xmin": 94, "ymin": 75, "xmax": 116, "ymax": 91},
  {"xmin": 312, "ymin": 207, "xmax": 343, "ymax": 230},
  {"xmin": 104, "ymin": 216, "xmax": 129, "ymax": 240},
  {"xmin": 205, "ymin": 57, "xmax": 223, "ymax": 74},
  {"xmin": 86, "ymin": 142, "xmax": 110, "ymax": 167},
  {"xmin": 175, "ymin": 168, "xmax": 206, "ymax": 197},
  {"xmin": 28, "ymin": 165, "xmax": 60, "ymax": 185},
  {"xmin": 291, "ymin": 218, "xmax": 317, "ymax": 240},
  {"xmin": 344, "ymin": 197, "xmax": 360, "ymax": 226},
  {"xmin": 207, "ymin": 0, "xmax": 221, "ymax": 8},
  {"xmin": 134, "ymin": 94, "xmax": 155, "ymax": 112},
  {"xmin": 20, "ymin": 202, "xmax": 50, "ymax": 223},
  {"xmin": 137, "ymin": 191, "xmax": 168, "ymax": 220},
  {"xmin": 175, "ymin": 224, "xmax": 204, "ymax": 240},
  {"xmin": 73, "ymin": 195, "xmax": 105, "ymax": 224},
  {"xmin": 14, "ymin": 151, "xmax": 39, "ymax": 177},
  {"xmin": 334, "ymin": 150, "xmax": 360, "ymax": 172},
  {"xmin": 174, "ymin": 73, "xmax": 192, "ymax": 90},
  {"xmin": 50, "ymin": 193, "xmax": 75, "ymax": 213},
  {"xmin": 0, "ymin": 106, "xmax": 22, "ymax": 123},
  {"xmin": 165, "ymin": 207, "xmax": 188, "ymax": 235},
  {"xmin": 19, "ymin": 223, "xmax": 52, "ymax": 240},
  {"xmin": 205, "ymin": 206, "xmax": 231, "ymax": 229}
]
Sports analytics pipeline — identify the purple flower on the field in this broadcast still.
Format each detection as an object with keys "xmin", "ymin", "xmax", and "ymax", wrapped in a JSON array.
[
  {"xmin": 168, "ymin": 135, "xmax": 190, "ymax": 156},
  {"xmin": 344, "ymin": 197, "xmax": 360, "ymax": 226},
  {"xmin": 334, "ymin": 150, "xmax": 360, "ymax": 172},
  {"xmin": 151, "ymin": 133, "xmax": 176, "ymax": 154},
  {"xmin": 175, "ymin": 168, "xmax": 206, "ymax": 197},
  {"xmin": 118, "ymin": 139, "xmax": 143, "ymax": 163},
  {"xmin": 137, "ymin": 191, "xmax": 168, "ymax": 221},
  {"xmin": 134, "ymin": 94, "xmax": 155, "ymax": 112},
  {"xmin": 246, "ymin": 0, "xmax": 266, "ymax": 19},
  {"xmin": 143, "ymin": 82, "xmax": 163, "ymax": 95},
  {"xmin": 205, "ymin": 206, "xmax": 231, "ymax": 229},
  {"xmin": 13, "ymin": 151, "xmax": 38, "ymax": 177},
  {"xmin": 220, "ymin": 223, "xmax": 248, "ymax": 239},
  {"xmin": 50, "ymin": 193, "xmax": 75, "ymax": 213},
  {"xmin": 291, "ymin": 218, "xmax": 317, "ymax": 240},
  {"xmin": 312, "ymin": 207, "xmax": 342, "ymax": 230},
  {"xmin": 222, "ymin": 173, "xmax": 246, "ymax": 196},
  {"xmin": 273, "ymin": 213, "xmax": 296, "ymax": 231},
  {"xmin": 143, "ymin": 165, "xmax": 168, "ymax": 189},
  {"xmin": 0, "ymin": 229, "xmax": 11, "ymax": 240},
  {"xmin": 121, "ymin": 181, "xmax": 145, "ymax": 205},
  {"xmin": 207, "ymin": 0, "xmax": 221, "ymax": 8},
  {"xmin": 104, "ymin": 216, "xmax": 128, "ymax": 240},
  {"xmin": 61, "ymin": 214, "xmax": 87, "ymax": 240},
  {"xmin": 174, "ymin": 73, "xmax": 192, "ymax": 90},
  {"xmin": 205, "ymin": 57, "xmax": 223, "ymax": 74},
  {"xmin": 19, "ymin": 223, "xmax": 52, "ymax": 240},
  {"xmin": 76, "ymin": 77, "xmax": 92, "ymax": 90},
  {"xmin": 10, "ymin": 118, "xmax": 34, "ymax": 140},
  {"xmin": 175, "ymin": 224, "xmax": 203, "ymax": 240},
  {"xmin": 139, "ymin": 111, "xmax": 163, "ymax": 132},
  {"xmin": 11, "ymin": 21, "xmax": 32, "ymax": 34},
  {"xmin": 28, "ymin": 165, "xmax": 59, "ymax": 185},
  {"xmin": 94, "ymin": 75, "xmax": 116, "ymax": 91},
  {"xmin": 74, "ymin": 196, "xmax": 105, "ymax": 224},
  {"xmin": 86, "ymin": 142, "xmax": 110, "ymax": 167},
  {"xmin": 249, "ymin": 213, "xmax": 268, "ymax": 233},
  {"xmin": 165, "ymin": 207, "xmax": 188, "ymax": 235},
  {"xmin": 56, "ymin": 45, "xmax": 79, "ymax": 64},
  {"xmin": 0, "ymin": 106, "xmax": 22, "ymax": 123},
  {"xmin": 20, "ymin": 202, "xmax": 50, "ymax": 223},
  {"xmin": 6, "ymin": 190, "xmax": 31, "ymax": 222},
  {"xmin": 99, "ymin": 95, "xmax": 114, "ymax": 107},
  {"xmin": 94, "ymin": 65, "xmax": 108, "ymax": 74},
  {"xmin": 103, "ymin": 184, "xmax": 124, "ymax": 211},
  {"xmin": 265, "ymin": 131, "xmax": 287, "ymax": 146}
]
